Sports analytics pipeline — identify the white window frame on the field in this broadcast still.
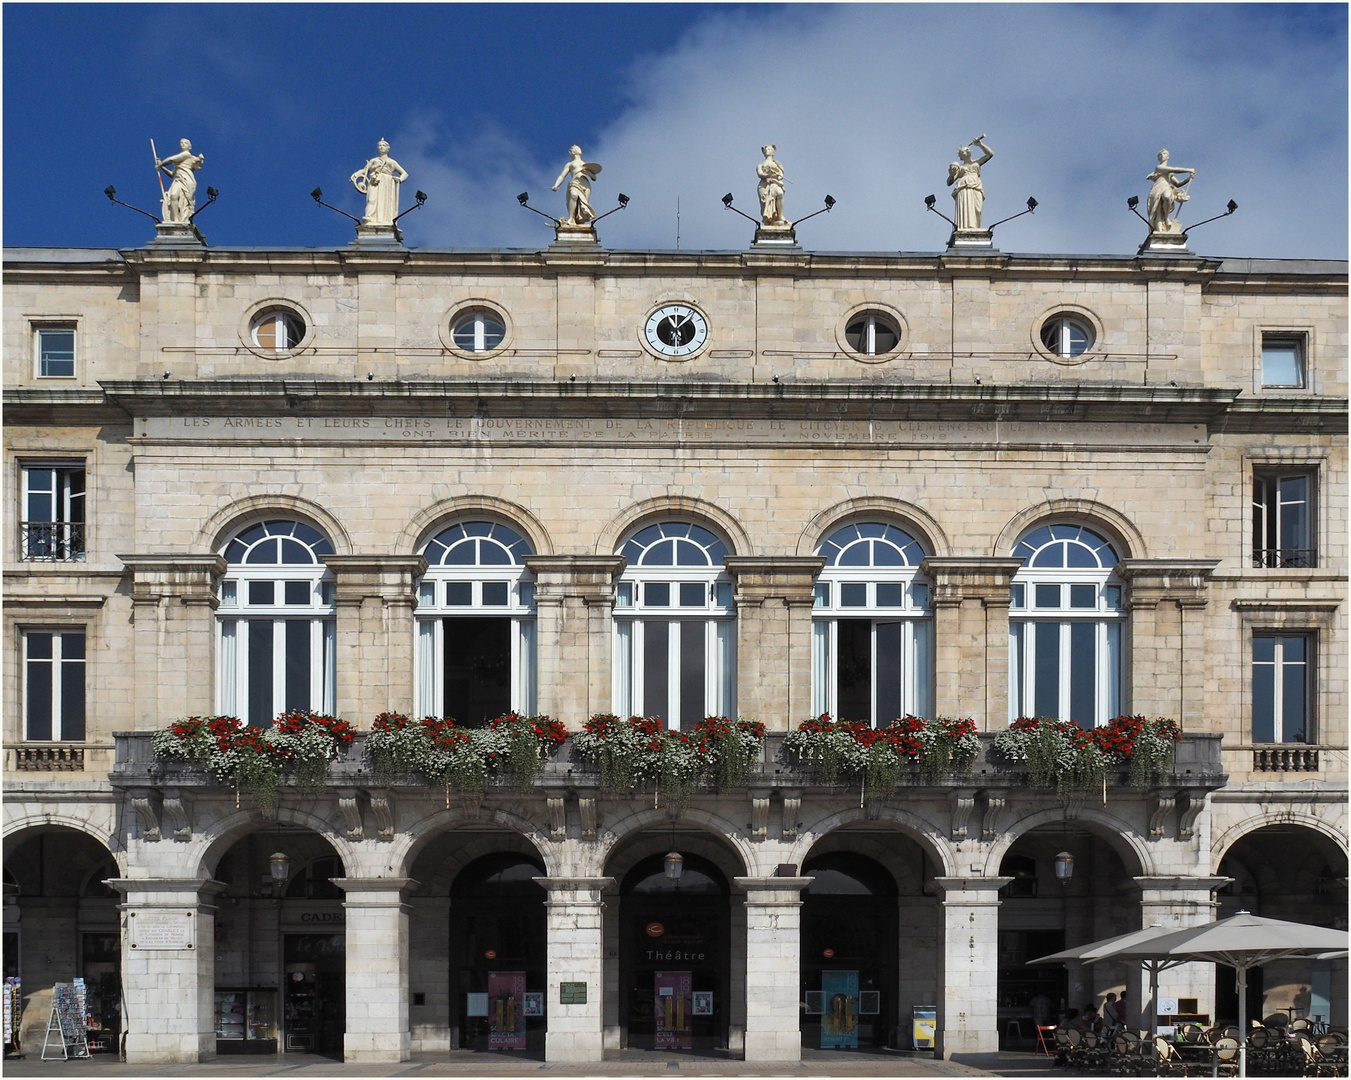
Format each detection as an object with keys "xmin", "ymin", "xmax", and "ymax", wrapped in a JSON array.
[
  {"xmin": 1008, "ymin": 526, "xmax": 1125, "ymax": 728},
  {"xmin": 34, "ymin": 324, "xmax": 78, "ymax": 379},
  {"xmin": 1251, "ymin": 632, "xmax": 1313, "ymax": 744},
  {"xmin": 215, "ymin": 521, "xmax": 336, "ymax": 724},
  {"xmin": 810, "ymin": 523, "xmax": 933, "ymax": 724},
  {"xmin": 1252, "ymin": 468, "xmax": 1316, "ymax": 568},
  {"xmin": 20, "ymin": 461, "xmax": 86, "ymax": 562},
  {"xmin": 450, "ymin": 309, "xmax": 507, "ymax": 353},
  {"xmin": 1259, "ymin": 332, "xmax": 1307, "ymax": 390},
  {"xmin": 415, "ymin": 522, "xmax": 537, "ymax": 719},
  {"xmin": 23, "ymin": 629, "xmax": 86, "ymax": 741},
  {"xmin": 612, "ymin": 523, "xmax": 736, "ymax": 729},
  {"xmin": 1040, "ymin": 314, "xmax": 1094, "ymax": 358},
  {"xmin": 843, "ymin": 312, "xmax": 900, "ymax": 357},
  {"xmin": 249, "ymin": 309, "xmax": 306, "ymax": 353}
]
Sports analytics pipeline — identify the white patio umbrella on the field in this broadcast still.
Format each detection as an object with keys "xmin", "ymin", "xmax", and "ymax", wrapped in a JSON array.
[{"xmin": 1106, "ymin": 911, "xmax": 1349, "ymax": 1078}]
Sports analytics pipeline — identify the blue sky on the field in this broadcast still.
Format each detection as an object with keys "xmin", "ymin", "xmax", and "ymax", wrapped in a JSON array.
[{"xmin": 5, "ymin": 3, "xmax": 1346, "ymax": 258}]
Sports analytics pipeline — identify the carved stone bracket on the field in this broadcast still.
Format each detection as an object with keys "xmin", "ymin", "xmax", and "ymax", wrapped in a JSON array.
[
  {"xmin": 547, "ymin": 796, "xmax": 567, "ymax": 841},
  {"xmin": 336, "ymin": 789, "xmax": 364, "ymax": 841},
  {"xmin": 750, "ymin": 795, "xmax": 770, "ymax": 840},
  {"xmin": 780, "ymin": 789, "xmax": 802, "ymax": 840},
  {"xmin": 577, "ymin": 796, "xmax": 597, "ymax": 841},
  {"xmin": 368, "ymin": 790, "xmax": 395, "ymax": 841},
  {"xmin": 950, "ymin": 788, "xmax": 977, "ymax": 841},
  {"xmin": 161, "ymin": 789, "xmax": 192, "ymax": 841},
  {"xmin": 1148, "ymin": 791, "xmax": 1177, "ymax": 840},
  {"xmin": 130, "ymin": 789, "xmax": 162, "ymax": 841},
  {"xmin": 1177, "ymin": 790, "xmax": 1205, "ymax": 842},
  {"xmin": 981, "ymin": 792, "xmax": 1007, "ymax": 841},
  {"xmin": 1063, "ymin": 792, "xmax": 1086, "ymax": 820}
]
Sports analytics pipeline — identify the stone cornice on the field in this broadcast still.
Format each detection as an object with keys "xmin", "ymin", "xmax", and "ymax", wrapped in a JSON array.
[
  {"xmin": 117, "ymin": 553, "xmax": 226, "ymax": 603},
  {"xmin": 921, "ymin": 557, "xmax": 1025, "ymax": 606}
]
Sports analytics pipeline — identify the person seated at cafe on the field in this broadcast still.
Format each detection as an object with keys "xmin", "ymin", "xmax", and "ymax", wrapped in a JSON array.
[{"xmin": 1075, "ymin": 1004, "xmax": 1103, "ymax": 1035}]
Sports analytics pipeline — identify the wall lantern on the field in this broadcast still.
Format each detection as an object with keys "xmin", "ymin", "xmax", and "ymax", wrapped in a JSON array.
[
  {"xmin": 269, "ymin": 851, "xmax": 291, "ymax": 887},
  {"xmin": 1053, "ymin": 851, "xmax": 1075, "ymax": 883},
  {"xmin": 664, "ymin": 850, "xmax": 684, "ymax": 882}
]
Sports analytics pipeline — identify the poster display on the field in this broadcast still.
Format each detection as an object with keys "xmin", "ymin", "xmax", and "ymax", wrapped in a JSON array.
[
  {"xmin": 820, "ymin": 970, "xmax": 859, "ymax": 1049},
  {"xmin": 487, "ymin": 971, "xmax": 526, "ymax": 1050},
  {"xmin": 3, "ymin": 977, "xmax": 19, "ymax": 1049},
  {"xmin": 522, "ymin": 992, "xmax": 543, "ymax": 1018},
  {"xmin": 653, "ymin": 971, "xmax": 692, "ymax": 1050}
]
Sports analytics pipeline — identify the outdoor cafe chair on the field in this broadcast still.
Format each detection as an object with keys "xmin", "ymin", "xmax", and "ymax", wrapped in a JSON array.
[
  {"xmin": 1153, "ymin": 1036, "xmax": 1194, "ymax": 1077},
  {"xmin": 1212, "ymin": 1036, "xmax": 1241, "ymax": 1077},
  {"xmin": 1036, "ymin": 1024, "xmax": 1058, "ymax": 1056}
]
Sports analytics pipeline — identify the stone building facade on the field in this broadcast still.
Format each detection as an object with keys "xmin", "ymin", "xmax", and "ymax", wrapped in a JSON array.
[{"xmin": 3, "ymin": 235, "xmax": 1346, "ymax": 1066}]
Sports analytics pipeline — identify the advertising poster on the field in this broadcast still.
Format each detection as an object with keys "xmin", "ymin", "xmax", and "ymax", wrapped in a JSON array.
[
  {"xmin": 653, "ymin": 970, "xmax": 693, "ymax": 1049},
  {"xmin": 522, "ymin": 992, "xmax": 543, "ymax": 1018},
  {"xmin": 487, "ymin": 970, "xmax": 526, "ymax": 1049},
  {"xmin": 692, "ymin": 991, "xmax": 713, "ymax": 1016},
  {"xmin": 820, "ymin": 970, "xmax": 859, "ymax": 1049}
]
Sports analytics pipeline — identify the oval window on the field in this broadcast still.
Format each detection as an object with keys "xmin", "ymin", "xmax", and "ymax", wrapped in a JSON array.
[
  {"xmin": 844, "ymin": 312, "xmax": 901, "ymax": 356},
  {"xmin": 1040, "ymin": 314, "xmax": 1094, "ymax": 358},
  {"xmin": 451, "ymin": 309, "xmax": 507, "ymax": 352},
  {"xmin": 251, "ymin": 308, "xmax": 306, "ymax": 352}
]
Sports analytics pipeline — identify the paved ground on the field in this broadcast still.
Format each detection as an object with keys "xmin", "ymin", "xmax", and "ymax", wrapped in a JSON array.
[{"xmin": 1, "ymin": 1049, "xmax": 1064, "ymax": 1079}]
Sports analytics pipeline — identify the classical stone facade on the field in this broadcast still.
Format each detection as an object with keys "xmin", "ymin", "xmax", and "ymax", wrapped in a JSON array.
[{"xmin": 3, "ymin": 237, "xmax": 1346, "ymax": 1066}]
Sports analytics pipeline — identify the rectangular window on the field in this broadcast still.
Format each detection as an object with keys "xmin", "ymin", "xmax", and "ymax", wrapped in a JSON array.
[
  {"xmin": 1011, "ymin": 620, "xmax": 1123, "ymax": 729},
  {"xmin": 1253, "ymin": 470, "xmax": 1315, "ymax": 568},
  {"xmin": 613, "ymin": 618, "xmax": 735, "ymax": 729},
  {"xmin": 812, "ymin": 617, "xmax": 933, "ymax": 725},
  {"xmin": 1261, "ymin": 334, "xmax": 1306, "ymax": 388},
  {"xmin": 21, "ymin": 464, "xmax": 86, "ymax": 561},
  {"xmin": 219, "ymin": 618, "xmax": 335, "ymax": 726},
  {"xmin": 36, "ymin": 326, "xmax": 76, "ymax": 378},
  {"xmin": 24, "ymin": 631, "xmax": 86, "ymax": 741},
  {"xmin": 1252, "ymin": 633, "xmax": 1311, "ymax": 743}
]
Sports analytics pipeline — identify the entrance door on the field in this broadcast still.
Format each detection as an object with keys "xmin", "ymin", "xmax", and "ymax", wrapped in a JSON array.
[
  {"xmin": 283, "ymin": 933, "xmax": 344, "ymax": 1056},
  {"xmin": 620, "ymin": 853, "xmax": 730, "ymax": 1051}
]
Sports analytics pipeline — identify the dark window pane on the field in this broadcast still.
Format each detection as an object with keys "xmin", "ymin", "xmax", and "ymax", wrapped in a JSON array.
[
  {"xmin": 645, "ymin": 582, "xmax": 670, "ymax": 607},
  {"xmin": 840, "ymin": 543, "xmax": 870, "ymax": 567},
  {"xmin": 836, "ymin": 619, "xmax": 872, "ymax": 724},
  {"xmin": 873, "ymin": 323, "xmax": 899, "ymax": 352},
  {"xmin": 26, "ymin": 648, "xmax": 52, "ymax": 740},
  {"xmin": 1069, "ymin": 584, "xmax": 1096, "ymax": 609},
  {"xmin": 1283, "ymin": 635, "xmax": 1305, "ymax": 662},
  {"xmin": 1065, "ymin": 543, "xmax": 1097, "ymax": 568},
  {"xmin": 1035, "ymin": 584, "xmax": 1061, "ymax": 608},
  {"xmin": 1010, "ymin": 584, "xmax": 1025, "ymax": 609},
  {"xmin": 1252, "ymin": 635, "xmax": 1275, "ymax": 663},
  {"xmin": 284, "ymin": 620, "xmax": 311, "ymax": 712},
  {"xmin": 675, "ymin": 540, "xmax": 707, "ymax": 567},
  {"xmin": 443, "ymin": 617, "xmax": 511, "ymax": 726},
  {"xmin": 446, "ymin": 582, "xmax": 472, "ymax": 606},
  {"xmin": 481, "ymin": 581, "xmax": 508, "ymax": 606},
  {"xmin": 642, "ymin": 621, "xmax": 669, "ymax": 723},
  {"xmin": 679, "ymin": 582, "xmax": 705, "ymax": 607},
  {"xmin": 840, "ymin": 583, "xmax": 867, "ymax": 607},
  {"xmin": 26, "ymin": 470, "xmax": 54, "ymax": 521},
  {"xmin": 479, "ymin": 543, "xmax": 511, "ymax": 566},
  {"xmin": 447, "ymin": 541, "xmax": 476, "ymax": 565},
  {"xmin": 247, "ymin": 620, "xmax": 273, "ymax": 727},
  {"xmin": 876, "ymin": 622, "xmax": 902, "ymax": 724},
  {"xmin": 1252, "ymin": 662, "xmax": 1275, "ymax": 743},
  {"xmin": 279, "ymin": 538, "xmax": 311, "ymax": 564},
  {"xmin": 249, "ymin": 580, "xmax": 275, "ymax": 605},
  {"xmin": 645, "ymin": 539, "xmax": 675, "ymax": 566},
  {"xmin": 1033, "ymin": 624, "xmax": 1061, "ymax": 719},
  {"xmin": 61, "ymin": 653, "xmax": 85, "ymax": 741},
  {"xmin": 875, "ymin": 583, "xmax": 903, "ymax": 606},
  {"xmin": 244, "ymin": 538, "xmax": 278, "ymax": 564},
  {"xmin": 873, "ymin": 543, "xmax": 903, "ymax": 567},
  {"xmin": 26, "ymin": 632, "xmax": 53, "ymax": 660},
  {"xmin": 284, "ymin": 581, "xmax": 310, "ymax": 605},
  {"xmin": 679, "ymin": 621, "xmax": 705, "ymax": 729},
  {"xmin": 1069, "ymin": 622, "xmax": 1096, "ymax": 730},
  {"xmin": 60, "ymin": 632, "xmax": 85, "ymax": 660},
  {"xmin": 1281, "ymin": 655, "xmax": 1306, "ymax": 743}
]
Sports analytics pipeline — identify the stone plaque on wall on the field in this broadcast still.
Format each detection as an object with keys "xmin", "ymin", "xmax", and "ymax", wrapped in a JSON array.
[
  {"xmin": 128, "ymin": 910, "xmax": 194, "ymax": 950},
  {"xmin": 559, "ymin": 982, "xmax": 587, "ymax": 1005}
]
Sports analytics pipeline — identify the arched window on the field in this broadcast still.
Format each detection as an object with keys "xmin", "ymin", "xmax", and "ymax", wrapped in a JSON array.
[
  {"xmin": 217, "ymin": 520, "xmax": 336, "ymax": 726},
  {"xmin": 416, "ymin": 521, "xmax": 536, "ymax": 724},
  {"xmin": 613, "ymin": 522, "xmax": 735, "ymax": 729},
  {"xmin": 1009, "ymin": 524, "xmax": 1124, "ymax": 728},
  {"xmin": 811, "ymin": 523, "xmax": 933, "ymax": 724},
  {"xmin": 284, "ymin": 855, "xmax": 344, "ymax": 900}
]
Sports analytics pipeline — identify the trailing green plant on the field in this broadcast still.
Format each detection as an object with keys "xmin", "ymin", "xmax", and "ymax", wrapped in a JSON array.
[
  {"xmin": 1092, "ymin": 715, "xmax": 1183, "ymax": 787},
  {"xmin": 783, "ymin": 714, "xmax": 980, "ymax": 794},
  {"xmin": 364, "ymin": 711, "xmax": 565, "ymax": 792},
  {"xmin": 994, "ymin": 714, "xmax": 1184, "ymax": 793}
]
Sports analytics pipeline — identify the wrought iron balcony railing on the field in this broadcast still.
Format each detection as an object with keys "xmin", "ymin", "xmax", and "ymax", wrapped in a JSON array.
[
  {"xmin": 20, "ymin": 521, "xmax": 86, "ymax": 561},
  {"xmin": 1252, "ymin": 547, "xmax": 1316, "ymax": 569}
]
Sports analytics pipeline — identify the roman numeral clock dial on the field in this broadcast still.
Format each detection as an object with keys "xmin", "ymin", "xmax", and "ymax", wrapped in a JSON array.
[{"xmin": 644, "ymin": 304, "xmax": 709, "ymax": 358}]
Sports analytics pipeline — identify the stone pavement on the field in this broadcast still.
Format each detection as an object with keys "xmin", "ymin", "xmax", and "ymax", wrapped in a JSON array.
[{"xmin": 0, "ymin": 1049, "xmax": 1065, "ymax": 1079}]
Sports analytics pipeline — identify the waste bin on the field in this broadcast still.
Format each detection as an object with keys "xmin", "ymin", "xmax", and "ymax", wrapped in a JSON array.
[{"xmin": 911, "ymin": 1006, "xmax": 937, "ymax": 1050}]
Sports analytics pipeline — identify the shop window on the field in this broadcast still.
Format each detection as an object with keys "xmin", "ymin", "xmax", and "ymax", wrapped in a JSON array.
[
  {"xmin": 21, "ymin": 462, "xmax": 85, "ymax": 561},
  {"xmin": 1252, "ymin": 470, "xmax": 1315, "ymax": 568},
  {"xmin": 613, "ymin": 522, "xmax": 735, "ymax": 729},
  {"xmin": 1261, "ymin": 333, "xmax": 1306, "ymax": 388},
  {"xmin": 217, "ymin": 520, "xmax": 336, "ymax": 726},
  {"xmin": 35, "ymin": 325, "xmax": 76, "ymax": 377},
  {"xmin": 24, "ymin": 631, "xmax": 86, "ymax": 741},
  {"xmin": 417, "ymin": 521, "xmax": 536, "ymax": 724},
  {"xmin": 1252, "ymin": 633, "xmax": 1312, "ymax": 744},
  {"xmin": 1009, "ymin": 524, "xmax": 1124, "ymax": 729},
  {"xmin": 811, "ymin": 522, "xmax": 932, "ymax": 724}
]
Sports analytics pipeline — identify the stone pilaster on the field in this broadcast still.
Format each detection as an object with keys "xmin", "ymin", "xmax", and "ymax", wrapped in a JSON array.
[
  {"xmin": 724, "ymin": 558, "xmax": 823, "ymax": 730},
  {"xmin": 108, "ymin": 877, "xmax": 225, "ymax": 1064},
  {"xmin": 1117, "ymin": 561, "xmax": 1218, "ymax": 726},
  {"xmin": 1133, "ymin": 875, "xmax": 1232, "ymax": 1031},
  {"xmin": 534, "ymin": 876, "xmax": 612, "ymax": 1063},
  {"xmin": 334, "ymin": 877, "xmax": 416, "ymax": 1062},
  {"xmin": 523, "ymin": 556, "xmax": 625, "ymax": 723},
  {"xmin": 118, "ymin": 555, "xmax": 225, "ymax": 727},
  {"xmin": 324, "ymin": 556, "xmax": 425, "ymax": 720},
  {"xmin": 735, "ymin": 876, "xmax": 811, "ymax": 1062},
  {"xmin": 921, "ymin": 558, "xmax": 1023, "ymax": 729},
  {"xmin": 933, "ymin": 876, "xmax": 1010, "ymax": 1062}
]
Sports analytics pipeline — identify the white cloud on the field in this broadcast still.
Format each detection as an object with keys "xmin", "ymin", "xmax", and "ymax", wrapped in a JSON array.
[{"xmin": 399, "ymin": 5, "xmax": 1347, "ymax": 258}]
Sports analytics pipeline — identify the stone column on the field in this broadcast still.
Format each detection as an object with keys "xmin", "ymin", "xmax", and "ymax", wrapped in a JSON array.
[
  {"xmin": 333, "ymin": 877, "xmax": 416, "ymax": 1062},
  {"xmin": 108, "ymin": 877, "xmax": 225, "ymax": 1064},
  {"xmin": 921, "ymin": 559, "xmax": 1023, "ymax": 729},
  {"xmin": 1117, "ymin": 561, "xmax": 1217, "ymax": 724},
  {"xmin": 534, "ymin": 876, "xmax": 613, "ymax": 1063},
  {"xmin": 724, "ymin": 558, "xmax": 823, "ymax": 730},
  {"xmin": 1133, "ymin": 876, "xmax": 1232, "ymax": 1032},
  {"xmin": 933, "ymin": 876, "xmax": 1010, "ymax": 1062},
  {"xmin": 324, "ymin": 556, "xmax": 425, "ymax": 720},
  {"xmin": 735, "ymin": 876, "xmax": 812, "ymax": 1063},
  {"xmin": 118, "ymin": 555, "xmax": 225, "ymax": 727},
  {"xmin": 523, "ymin": 557, "xmax": 625, "ymax": 722}
]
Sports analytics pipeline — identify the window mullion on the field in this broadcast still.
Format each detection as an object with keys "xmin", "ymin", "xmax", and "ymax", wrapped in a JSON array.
[
  {"xmin": 272, "ymin": 618, "xmax": 285, "ymax": 725},
  {"xmin": 1059, "ymin": 621, "xmax": 1072, "ymax": 723},
  {"xmin": 1272, "ymin": 637, "xmax": 1285, "ymax": 742},
  {"xmin": 668, "ymin": 619, "xmax": 681, "ymax": 730},
  {"xmin": 310, "ymin": 619, "xmax": 323, "ymax": 711},
  {"xmin": 51, "ymin": 634, "xmax": 65, "ymax": 740}
]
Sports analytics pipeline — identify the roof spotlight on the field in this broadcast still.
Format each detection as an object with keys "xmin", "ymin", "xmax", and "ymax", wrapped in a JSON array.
[
  {"xmin": 924, "ymin": 194, "xmax": 936, "ymax": 209},
  {"xmin": 1026, "ymin": 197, "xmax": 1037, "ymax": 212},
  {"xmin": 415, "ymin": 190, "xmax": 427, "ymax": 206},
  {"xmin": 517, "ymin": 192, "xmax": 530, "ymax": 206},
  {"xmin": 722, "ymin": 193, "xmax": 735, "ymax": 207},
  {"xmin": 1127, "ymin": 195, "xmax": 1139, "ymax": 210},
  {"xmin": 824, "ymin": 195, "xmax": 836, "ymax": 209},
  {"xmin": 618, "ymin": 193, "xmax": 630, "ymax": 208},
  {"xmin": 311, "ymin": 187, "xmax": 323, "ymax": 203}
]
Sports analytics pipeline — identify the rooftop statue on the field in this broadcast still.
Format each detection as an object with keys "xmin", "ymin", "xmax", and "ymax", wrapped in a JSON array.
[
  {"xmin": 947, "ymin": 135, "xmax": 993, "ymax": 232},
  {"xmin": 756, "ymin": 144, "xmax": 788, "ymax": 227},
  {"xmin": 350, "ymin": 139, "xmax": 409, "ymax": 227},
  {"xmin": 1145, "ymin": 149, "xmax": 1195, "ymax": 235},
  {"xmin": 156, "ymin": 139, "xmax": 205, "ymax": 224},
  {"xmin": 552, "ymin": 145, "xmax": 600, "ymax": 227}
]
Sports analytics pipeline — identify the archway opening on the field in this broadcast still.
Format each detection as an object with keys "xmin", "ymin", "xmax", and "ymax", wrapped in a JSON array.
[
  {"xmin": 210, "ymin": 825, "xmax": 347, "ymax": 1058},
  {"xmin": 2, "ymin": 826, "xmax": 119, "ymax": 1052},
  {"xmin": 996, "ymin": 823, "xmax": 1141, "ymax": 1047},
  {"xmin": 1216, "ymin": 825, "xmax": 1348, "ymax": 1028}
]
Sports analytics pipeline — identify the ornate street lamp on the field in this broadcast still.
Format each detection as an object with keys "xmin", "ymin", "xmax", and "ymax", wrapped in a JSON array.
[
  {"xmin": 269, "ymin": 851, "xmax": 291, "ymax": 889},
  {"xmin": 1054, "ymin": 850, "xmax": 1075, "ymax": 884}
]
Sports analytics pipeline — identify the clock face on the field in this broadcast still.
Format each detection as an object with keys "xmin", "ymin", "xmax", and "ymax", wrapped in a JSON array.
[{"xmin": 644, "ymin": 304, "xmax": 709, "ymax": 358}]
